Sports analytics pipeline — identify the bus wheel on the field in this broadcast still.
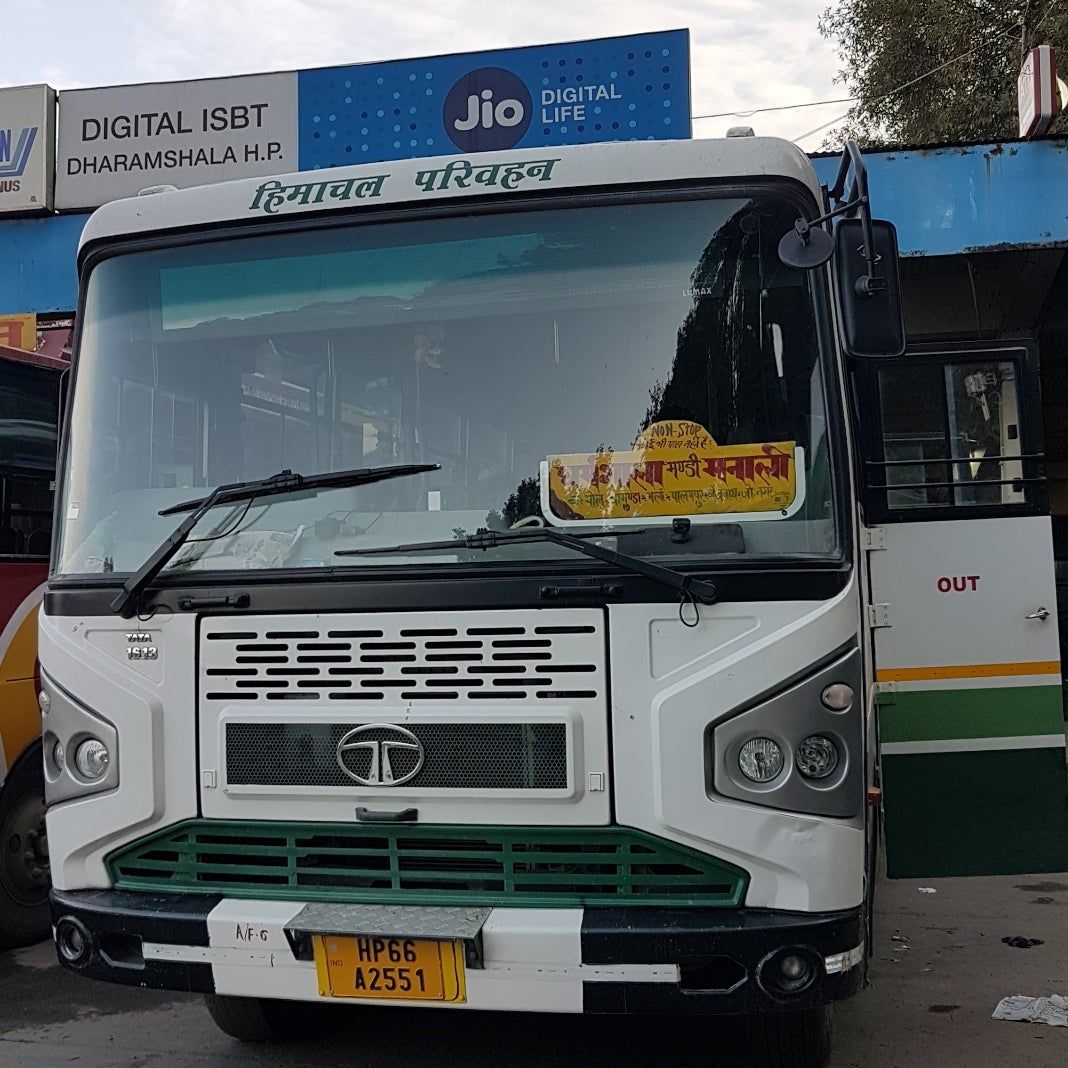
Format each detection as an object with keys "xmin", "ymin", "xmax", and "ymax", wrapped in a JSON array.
[
  {"xmin": 745, "ymin": 1006, "xmax": 834, "ymax": 1068},
  {"xmin": 204, "ymin": 994, "xmax": 328, "ymax": 1042},
  {"xmin": 0, "ymin": 747, "xmax": 50, "ymax": 949}
]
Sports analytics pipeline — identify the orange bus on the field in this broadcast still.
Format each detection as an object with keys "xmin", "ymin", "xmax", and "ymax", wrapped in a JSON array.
[{"xmin": 0, "ymin": 342, "xmax": 65, "ymax": 948}]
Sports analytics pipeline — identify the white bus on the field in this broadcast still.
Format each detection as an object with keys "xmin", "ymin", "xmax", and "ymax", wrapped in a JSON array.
[{"xmin": 40, "ymin": 135, "xmax": 1057, "ymax": 1067}]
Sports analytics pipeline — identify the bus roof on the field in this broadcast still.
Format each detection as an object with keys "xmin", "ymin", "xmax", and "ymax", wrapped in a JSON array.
[
  {"xmin": 78, "ymin": 137, "xmax": 821, "ymax": 257},
  {"xmin": 0, "ymin": 344, "xmax": 68, "ymax": 373}
]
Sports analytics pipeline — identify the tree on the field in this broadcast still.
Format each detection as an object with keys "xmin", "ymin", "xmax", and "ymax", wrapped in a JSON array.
[{"xmin": 819, "ymin": 1, "xmax": 1068, "ymax": 146}]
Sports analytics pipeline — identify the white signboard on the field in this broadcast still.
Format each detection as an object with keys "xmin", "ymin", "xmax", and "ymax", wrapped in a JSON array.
[
  {"xmin": 56, "ymin": 73, "xmax": 297, "ymax": 210},
  {"xmin": 0, "ymin": 84, "xmax": 55, "ymax": 215},
  {"xmin": 1018, "ymin": 45, "xmax": 1059, "ymax": 139}
]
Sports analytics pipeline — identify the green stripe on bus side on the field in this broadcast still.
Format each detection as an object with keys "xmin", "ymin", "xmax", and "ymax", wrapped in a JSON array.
[
  {"xmin": 878, "ymin": 685, "xmax": 1065, "ymax": 743},
  {"xmin": 882, "ymin": 747, "xmax": 1068, "ymax": 879}
]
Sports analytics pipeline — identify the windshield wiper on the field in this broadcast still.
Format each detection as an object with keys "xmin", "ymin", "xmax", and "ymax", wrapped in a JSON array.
[
  {"xmin": 111, "ymin": 464, "xmax": 439, "ymax": 617},
  {"xmin": 337, "ymin": 526, "xmax": 719, "ymax": 608}
]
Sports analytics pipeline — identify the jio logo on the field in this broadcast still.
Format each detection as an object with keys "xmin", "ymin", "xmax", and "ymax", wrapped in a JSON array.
[{"xmin": 443, "ymin": 67, "xmax": 532, "ymax": 151}]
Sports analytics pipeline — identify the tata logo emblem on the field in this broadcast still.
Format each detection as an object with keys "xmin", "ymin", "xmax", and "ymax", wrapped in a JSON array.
[
  {"xmin": 443, "ymin": 67, "xmax": 532, "ymax": 151},
  {"xmin": 0, "ymin": 127, "xmax": 39, "ymax": 179},
  {"xmin": 336, "ymin": 724, "xmax": 425, "ymax": 787}
]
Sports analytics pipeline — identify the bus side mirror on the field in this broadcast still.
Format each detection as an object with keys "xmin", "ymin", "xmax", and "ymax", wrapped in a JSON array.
[{"xmin": 834, "ymin": 218, "xmax": 906, "ymax": 359}]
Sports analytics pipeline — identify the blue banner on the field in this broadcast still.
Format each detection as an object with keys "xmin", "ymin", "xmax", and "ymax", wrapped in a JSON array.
[{"xmin": 297, "ymin": 30, "xmax": 690, "ymax": 170}]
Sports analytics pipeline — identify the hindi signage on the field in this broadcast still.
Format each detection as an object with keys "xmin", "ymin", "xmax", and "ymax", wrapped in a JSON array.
[
  {"xmin": 541, "ymin": 421, "xmax": 802, "ymax": 525},
  {"xmin": 0, "ymin": 85, "xmax": 55, "ymax": 215}
]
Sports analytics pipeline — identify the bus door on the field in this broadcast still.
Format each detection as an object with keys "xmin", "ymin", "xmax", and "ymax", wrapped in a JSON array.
[{"xmin": 858, "ymin": 342, "xmax": 1068, "ymax": 878}]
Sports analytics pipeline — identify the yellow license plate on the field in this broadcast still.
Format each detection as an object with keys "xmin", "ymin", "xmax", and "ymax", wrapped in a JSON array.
[{"xmin": 314, "ymin": 935, "xmax": 467, "ymax": 1003}]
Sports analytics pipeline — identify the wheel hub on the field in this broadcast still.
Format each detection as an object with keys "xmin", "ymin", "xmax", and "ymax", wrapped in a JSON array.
[{"xmin": 1, "ymin": 791, "xmax": 49, "ymax": 907}]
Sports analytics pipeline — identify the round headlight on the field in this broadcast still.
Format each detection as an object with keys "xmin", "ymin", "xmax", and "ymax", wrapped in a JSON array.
[
  {"xmin": 821, "ymin": 683, "xmax": 854, "ymax": 711},
  {"xmin": 796, "ymin": 735, "xmax": 839, "ymax": 779},
  {"xmin": 74, "ymin": 739, "xmax": 110, "ymax": 781},
  {"xmin": 52, "ymin": 738, "xmax": 66, "ymax": 771},
  {"xmin": 738, "ymin": 738, "xmax": 785, "ymax": 783}
]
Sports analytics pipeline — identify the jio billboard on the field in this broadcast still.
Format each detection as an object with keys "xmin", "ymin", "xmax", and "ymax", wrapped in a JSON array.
[{"xmin": 297, "ymin": 29, "xmax": 690, "ymax": 169}]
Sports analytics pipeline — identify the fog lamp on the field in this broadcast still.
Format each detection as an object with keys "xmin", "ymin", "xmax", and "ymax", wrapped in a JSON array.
[
  {"xmin": 738, "ymin": 738, "xmax": 784, "ymax": 783},
  {"xmin": 52, "ymin": 738, "xmax": 66, "ymax": 771},
  {"xmin": 821, "ymin": 683, "xmax": 853, "ymax": 711},
  {"xmin": 56, "ymin": 917, "xmax": 92, "ymax": 968},
  {"xmin": 796, "ymin": 735, "xmax": 839, "ymax": 780},
  {"xmin": 74, "ymin": 739, "xmax": 110, "ymax": 781}
]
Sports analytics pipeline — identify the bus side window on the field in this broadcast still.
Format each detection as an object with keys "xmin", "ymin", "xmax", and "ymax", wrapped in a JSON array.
[{"xmin": 866, "ymin": 354, "xmax": 1033, "ymax": 517}]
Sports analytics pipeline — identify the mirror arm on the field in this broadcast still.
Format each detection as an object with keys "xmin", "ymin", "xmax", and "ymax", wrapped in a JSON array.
[
  {"xmin": 793, "ymin": 194, "xmax": 866, "ymax": 242},
  {"xmin": 819, "ymin": 139, "xmax": 885, "ymax": 296}
]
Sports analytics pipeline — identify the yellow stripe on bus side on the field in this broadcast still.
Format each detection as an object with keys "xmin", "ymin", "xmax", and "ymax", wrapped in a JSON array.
[{"xmin": 876, "ymin": 661, "xmax": 1062, "ymax": 683}]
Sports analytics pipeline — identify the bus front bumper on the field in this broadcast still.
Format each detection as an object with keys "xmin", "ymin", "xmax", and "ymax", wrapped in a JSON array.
[{"xmin": 51, "ymin": 889, "xmax": 866, "ymax": 1015}]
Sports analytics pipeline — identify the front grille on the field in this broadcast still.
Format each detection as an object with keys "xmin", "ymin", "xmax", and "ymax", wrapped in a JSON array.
[
  {"xmin": 200, "ymin": 618, "xmax": 603, "ymax": 704},
  {"xmin": 107, "ymin": 821, "xmax": 749, "ymax": 908},
  {"xmin": 226, "ymin": 722, "xmax": 568, "ymax": 789}
]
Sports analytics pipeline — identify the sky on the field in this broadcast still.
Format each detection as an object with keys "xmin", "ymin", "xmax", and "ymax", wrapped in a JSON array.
[{"xmin": 4, "ymin": 0, "xmax": 847, "ymax": 149}]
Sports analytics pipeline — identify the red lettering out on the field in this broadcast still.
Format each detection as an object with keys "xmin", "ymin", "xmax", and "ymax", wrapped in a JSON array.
[{"xmin": 937, "ymin": 575, "xmax": 980, "ymax": 593}]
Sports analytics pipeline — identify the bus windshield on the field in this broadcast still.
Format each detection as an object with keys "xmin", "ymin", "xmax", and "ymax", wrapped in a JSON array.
[{"xmin": 57, "ymin": 193, "xmax": 839, "ymax": 577}]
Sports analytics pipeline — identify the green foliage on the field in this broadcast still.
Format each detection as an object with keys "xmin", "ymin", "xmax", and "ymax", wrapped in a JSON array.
[{"xmin": 820, "ymin": 1, "xmax": 1068, "ymax": 145}]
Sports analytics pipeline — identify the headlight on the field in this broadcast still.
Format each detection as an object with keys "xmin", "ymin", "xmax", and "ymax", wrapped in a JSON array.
[
  {"xmin": 795, "ymin": 735, "xmax": 839, "ymax": 779},
  {"xmin": 52, "ymin": 739, "xmax": 66, "ymax": 771},
  {"xmin": 738, "ymin": 738, "xmax": 785, "ymax": 783},
  {"xmin": 74, "ymin": 739, "xmax": 111, "ymax": 781}
]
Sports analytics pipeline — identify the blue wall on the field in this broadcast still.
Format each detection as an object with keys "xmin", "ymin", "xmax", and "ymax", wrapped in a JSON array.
[
  {"xmin": 0, "ymin": 213, "xmax": 87, "ymax": 313},
  {"xmin": 6, "ymin": 137, "xmax": 1068, "ymax": 315},
  {"xmin": 812, "ymin": 139, "xmax": 1068, "ymax": 257}
]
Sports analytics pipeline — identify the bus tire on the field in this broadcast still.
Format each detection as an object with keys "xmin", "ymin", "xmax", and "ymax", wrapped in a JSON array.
[
  {"xmin": 745, "ymin": 1006, "xmax": 834, "ymax": 1068},
  {"xmin": 0, "ymin": 742, "xmax": 50, "ymax": 950},
  {"xmin": 204, "ymin": 994, "xmax": 321, "ymax": 1042}
]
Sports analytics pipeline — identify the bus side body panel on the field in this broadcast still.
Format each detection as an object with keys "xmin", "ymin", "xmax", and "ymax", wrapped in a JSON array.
[
  {"xmin": 0, "ymin": 564, "xmax": 47, "ymax": 779},
  {"xmin": 870, "ymin": 515, "xmax": 1068, "ymax": 877}
]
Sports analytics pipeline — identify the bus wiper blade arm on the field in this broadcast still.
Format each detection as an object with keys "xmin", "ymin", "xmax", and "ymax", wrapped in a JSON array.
[
  {"xmin": 111, "ymin": 464, "xmax": 439, "ymax": 618},
  {"xmin": 337, "ymin": 526, "xmax": 719, "ymax": 605},
  {"xmin": 158, "ymin": 464, "xmax": 439, "ymax": 516}
]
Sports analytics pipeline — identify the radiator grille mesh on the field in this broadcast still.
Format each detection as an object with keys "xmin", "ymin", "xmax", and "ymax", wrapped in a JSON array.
[{"xmin": 225, "ymin": 722, "xmax": 568, "ymax": 789}]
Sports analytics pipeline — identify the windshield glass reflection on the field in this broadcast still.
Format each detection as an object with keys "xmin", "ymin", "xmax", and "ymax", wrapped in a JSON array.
[{"xmin": 57, "ymin": 195, "xmax": 837, "ymax": 575}]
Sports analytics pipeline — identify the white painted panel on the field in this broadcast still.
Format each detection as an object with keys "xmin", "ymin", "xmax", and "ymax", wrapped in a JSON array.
[
  {"xmin": 609, "ymin": 583, "xmax": 866, "ymax": 913},
  {"xmin": 40, "ymin": 611, "xmax": 199, "ymax": 891},
  {"xmin": 481, "ymin": 908, "xmax": 582, "ymax": 965},
  {"xmin": 868, "ymin": 516, "xmax": 1060, "ymax": 670},
  {"xmin": 207, "ymin": 899, "xmax": 305, "ymax": 950}
]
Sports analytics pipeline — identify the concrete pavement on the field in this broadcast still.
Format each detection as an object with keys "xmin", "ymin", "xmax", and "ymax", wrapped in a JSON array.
[{"xmin": 0, "ymin": 873, "xmax": 1065, "ymax": 1067}]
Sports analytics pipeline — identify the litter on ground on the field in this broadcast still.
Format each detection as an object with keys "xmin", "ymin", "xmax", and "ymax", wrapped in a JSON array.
[{"xmin": 992, "ymin": 995, "xmax": 1068, "ymax": 1027}]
